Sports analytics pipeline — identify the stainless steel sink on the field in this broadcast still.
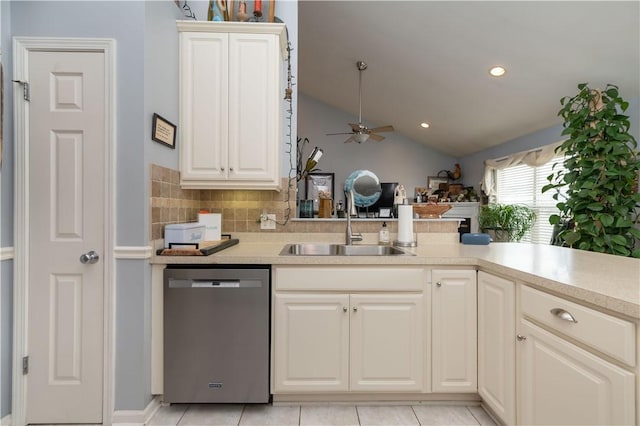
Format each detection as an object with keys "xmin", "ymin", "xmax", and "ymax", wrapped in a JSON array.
[{"xmin": 279, "ymin": 243, "xmax": 414, "ymax": 256}]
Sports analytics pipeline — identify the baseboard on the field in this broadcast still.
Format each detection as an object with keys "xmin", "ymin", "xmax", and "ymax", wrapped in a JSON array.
[
  {"xmin": 1, "ymin": 414, "xmax": 11, "ymax": 426},
  {"xmin": 111, "ymin": 395, "xmax": 160, "ymax": 426}
]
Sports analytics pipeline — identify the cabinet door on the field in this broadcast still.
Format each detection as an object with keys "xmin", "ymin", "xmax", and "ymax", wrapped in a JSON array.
[
  {"xmin": 518, "ymin": 319, "xmax": 635, "ymax": 425},
  {"xmin": 228, "ymin": 33, "xmax": 279, "ymax": 183},
  {"xmin": 273, "ymin": 293, "xmax": 349, "ymax": 392},
  {"xmin": 350, "ymin": 294, "xmax": 424, "ymax": 392},
  {"xmin": 179, "ymin": 32, "xmax": 228, "ymax": 181},
  {"xmin": 431, "ymin": 269, "xmax": 477, "ymax": 392},
  {"xmin": 478, "ymin": 272, "xmax": 515, "ymax": 425}
]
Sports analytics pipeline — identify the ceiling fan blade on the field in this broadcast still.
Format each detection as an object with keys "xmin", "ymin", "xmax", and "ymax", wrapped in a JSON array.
[
  {"xmin": 344, "ymin": 136, "xmax": 356, "ymax": 144},
  {"xmin": 369, "ymin": 133, "xmax": 385, "ymax": 142},
  {"xmin": 368, "ymin": 125, "xmax": 394, "ymax": 133},
  {"xmin": 326, "ymin": 132, "xmax": 354, "ymax": 136}
]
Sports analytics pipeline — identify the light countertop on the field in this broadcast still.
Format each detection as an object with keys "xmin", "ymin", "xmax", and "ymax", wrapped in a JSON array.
[{"xmin": 152, "ymin": 234, "xmax": 640, "ymax": 320}]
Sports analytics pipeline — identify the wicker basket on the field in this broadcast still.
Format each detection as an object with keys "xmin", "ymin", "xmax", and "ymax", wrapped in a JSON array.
[{"xmin": 413, "ymin": 203, "xmax": 452, "ymax": 218}]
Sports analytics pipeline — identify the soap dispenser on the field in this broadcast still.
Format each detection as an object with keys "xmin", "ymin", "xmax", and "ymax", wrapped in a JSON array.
[{"xmin": 379, "ymin": 221, "xmax": 390, "ymax": 245}]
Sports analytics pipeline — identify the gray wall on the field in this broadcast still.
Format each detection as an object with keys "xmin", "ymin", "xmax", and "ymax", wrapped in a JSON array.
[
  {"xmin": 298, "ymin": 94, "xmax": 458, "ymax": 203},
  {"xmin": 9, "ymin": 0, "xmax": 152, "ymax": 412},
  {"xmin": 0, "ymin": 262, "xmax": 12, "ymax": 418},
  {"xmin": 459, "ymin": 97, "xmax": 640, "ymax": 193},
  {"xmin": 0, "ymin": 0, "xmax": 13, "ymax": 418}
]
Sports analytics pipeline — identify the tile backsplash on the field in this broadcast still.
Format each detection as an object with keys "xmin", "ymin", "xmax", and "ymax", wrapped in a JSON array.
[{"xmin": 150, "ymin": 164, "xmax": 458, "ymax": 240}]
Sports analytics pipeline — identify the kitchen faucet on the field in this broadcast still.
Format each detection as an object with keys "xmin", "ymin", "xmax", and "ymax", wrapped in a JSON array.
[{"xmin": 345, "ymin": 190, "xmax": 363, "ymax": 245}]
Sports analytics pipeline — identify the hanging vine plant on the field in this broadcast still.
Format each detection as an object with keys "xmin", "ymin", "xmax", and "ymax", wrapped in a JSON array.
[{"xmin": 543, "ymin": 83, "xmax": 640, "ymax": 257}]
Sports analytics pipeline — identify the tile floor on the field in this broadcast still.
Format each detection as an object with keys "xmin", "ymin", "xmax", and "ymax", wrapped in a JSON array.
[{"xmin": 149, "ymin": 403, "xmax": 497, "ymax": 426}]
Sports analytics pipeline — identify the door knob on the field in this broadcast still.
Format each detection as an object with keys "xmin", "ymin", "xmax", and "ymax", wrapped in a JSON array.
[{"xmin": 80, "ymin": 251, "xmax": 100, "ymax": 264}]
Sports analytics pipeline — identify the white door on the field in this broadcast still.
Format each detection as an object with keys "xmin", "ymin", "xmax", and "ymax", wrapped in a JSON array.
[
  {"xmin": 350, "ymin": 294, "xmax": 424, "ymax": 392},
  {"xmin": 27, "ymin": 50, "xmax": 105, "ymax": 423},
  {"xmin": 273, "ymin": 293, "xmax": 350, "ymax": 392},
  {"xmin": 517, "ymin": 319, "xmax": 635, "ymax": 425},
  {"xmin": 431, "ymin": 269, "xmax": 477, "ymax": 393},
  {"xmin": 477, "ymin": 272, "xmax": 516, "ymax": 425}
]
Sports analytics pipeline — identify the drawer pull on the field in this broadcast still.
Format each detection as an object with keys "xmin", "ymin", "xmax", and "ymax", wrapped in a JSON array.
[
  {"xmin": 550, "ymin": 308, "xmax": 578, "ymax": 323},
  {"xmin": 343, "ymin": 306, "xmax": 348, "ymax": 313}
]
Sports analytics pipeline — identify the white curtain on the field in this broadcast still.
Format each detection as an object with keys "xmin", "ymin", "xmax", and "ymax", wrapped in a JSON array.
[{"xmin": 482, "ymin": 141, "xmax": 564, "ymax": 198}]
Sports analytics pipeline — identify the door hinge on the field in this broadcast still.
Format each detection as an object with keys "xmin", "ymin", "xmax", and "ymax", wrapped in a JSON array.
[
  {"xmin": 22, "ymin": 356, "xmax": 29, "ymax": 375},
  {"xmin": 12, "ymin": 80, "xmax": 30, "ymax": 101}
]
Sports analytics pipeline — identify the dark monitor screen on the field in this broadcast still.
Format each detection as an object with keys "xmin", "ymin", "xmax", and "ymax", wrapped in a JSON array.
[{"xmin": 366, "ymin": 182, "xmax": 398, "ymax": 215}]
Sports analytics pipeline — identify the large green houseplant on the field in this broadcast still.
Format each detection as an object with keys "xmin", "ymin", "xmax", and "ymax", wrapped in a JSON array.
[
  {"xmin": 478, "ymin": 204, "xmax": 536, "ymax": 242},
  {"xmin": 543, "ymin": 83, "xmax": 640, "ymax": 258}
]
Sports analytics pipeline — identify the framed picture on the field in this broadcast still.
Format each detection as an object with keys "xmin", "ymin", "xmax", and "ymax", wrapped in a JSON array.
[
  {"xmin": 427, "ymin": 176, "xmax": 449, "ymax": 192},
  {"xmin": 152, "ymin": 113, "xmax": 177, "ymax": 148},
  {"xmin": 305, "ymin": 173, "xmax": 334, "ymax": 213}
]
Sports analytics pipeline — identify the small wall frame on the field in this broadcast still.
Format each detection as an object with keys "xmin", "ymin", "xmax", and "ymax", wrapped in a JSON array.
[{"xmin": 152, "ymin": 113, "xmax": 177, "ymax": 149}]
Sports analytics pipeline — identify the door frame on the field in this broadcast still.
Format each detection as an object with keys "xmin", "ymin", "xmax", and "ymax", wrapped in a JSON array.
[{"xmin": 12, "ymin": 37, "xmax": 116, "ymax": 426}]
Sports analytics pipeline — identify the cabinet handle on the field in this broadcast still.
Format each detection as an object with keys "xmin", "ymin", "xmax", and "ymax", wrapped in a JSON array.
[
  {"xmin": 516, "ymin": 334, "xmax": 527, "ymax": 341},
  {"xmin": 230, "ymin": 167, "xmax": 234, "ymax": 171},
  {"xmin": 221, "ymin": 167, "xmax": 225, "ymax": 172},
  {"xmin": 343, "ymin": 306, "xmax": 348, "ymax": 313},
  {"xmin": 436, "ymin": 282, "xmax": 442, "ymax": 287},
  {"xmin": 550, "ymin": 308, "xmax": 578, "ymax": 323},
  {"xmin": 353, "ymin": 306, "xmax": 358, "ymax": 312}
]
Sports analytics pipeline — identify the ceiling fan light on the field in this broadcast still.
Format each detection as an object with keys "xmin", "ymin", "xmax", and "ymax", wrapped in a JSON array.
[
  {"xmin": 420, "ymin": 122, "xmax": 430, "ymax": 128},
  {"xmin": 354, "ymin": 133, "xmax": 370, "ymax": 143},
  {"xmin": 489, "ymin": 66, "xmax": 506, "ymax": 77}
]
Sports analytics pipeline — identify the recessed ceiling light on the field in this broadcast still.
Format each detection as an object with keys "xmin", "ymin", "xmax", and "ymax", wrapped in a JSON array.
[
  {"xmin": 420, "ymin": 122, "xmax": 430, "ymax": 128},
  {"xmin": 489, "ymin": 66, "xmax": 506, "ymax": 77}
]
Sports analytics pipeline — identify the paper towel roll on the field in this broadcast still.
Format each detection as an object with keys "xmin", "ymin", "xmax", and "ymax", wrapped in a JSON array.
[{"xmin": 397, "ymin": 204, "xmax": 414, "ymax": 244}]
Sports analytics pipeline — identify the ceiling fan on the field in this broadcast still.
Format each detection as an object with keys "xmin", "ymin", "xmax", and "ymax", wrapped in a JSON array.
[{"xmin": 326, "ymin": 60, "xmax": 394, "ymax": 143}]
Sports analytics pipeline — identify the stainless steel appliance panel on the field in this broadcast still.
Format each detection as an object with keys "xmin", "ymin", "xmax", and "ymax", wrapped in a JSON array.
[{"xmin": 163, "ymin": 266, "xmax": 270, "ymax": 403}]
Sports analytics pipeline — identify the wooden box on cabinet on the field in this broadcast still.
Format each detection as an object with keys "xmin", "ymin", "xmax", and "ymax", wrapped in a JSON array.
[{"xmin": 178, "ymin": 21, "xmax": 286, "ymax": 190}]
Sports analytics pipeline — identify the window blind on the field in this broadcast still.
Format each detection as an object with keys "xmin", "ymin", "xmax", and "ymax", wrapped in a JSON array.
[{"xmin": 496, "ymin": 156, "xmax": 566, "ymax": 244}]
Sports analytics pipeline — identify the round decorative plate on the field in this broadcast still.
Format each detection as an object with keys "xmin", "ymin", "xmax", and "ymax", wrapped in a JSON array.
[{"xmin": 344, "ymin": 170, "xmax": 382, "ymax": 207}]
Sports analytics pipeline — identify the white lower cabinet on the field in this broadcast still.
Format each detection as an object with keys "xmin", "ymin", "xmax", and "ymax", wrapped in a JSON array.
[
  {"xmin": 349, "ymin": 294, "xmax": 424, "ymax": 391},
  {"xmin": 477, "ymin": 271, "xmax": 516, "ymax": 425},
  {"xmin": 431, "ymin": 269, "xmax": 477, "ymax": 393},
  {"xmin": 517, "ymin": 319, "xmax": 635, "ymax": 425},
  {"xmin": 273, "ymin": 266, "xmax": 427, "ymax": 394},
  {"xmin": 274, "ymin": 292, "xmax": 424, "ymax": 392},
  {"xmin": 274, "ymin": 294, "xmax": 350, "ymax": 391}
]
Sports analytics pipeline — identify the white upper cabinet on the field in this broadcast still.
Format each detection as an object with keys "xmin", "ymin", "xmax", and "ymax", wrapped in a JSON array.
[{"xmin": 178, "ymin": 21, "xmax": 286, "ymax": 189}]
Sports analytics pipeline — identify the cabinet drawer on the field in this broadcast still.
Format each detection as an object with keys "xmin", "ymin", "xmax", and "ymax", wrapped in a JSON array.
[
  {"xmin": 520, "ymin": 285, "xmax": 635, "ymax": 366},
  {"xmin": 274, "ymin": 266, "xmax": 426, "ymax": 291}
]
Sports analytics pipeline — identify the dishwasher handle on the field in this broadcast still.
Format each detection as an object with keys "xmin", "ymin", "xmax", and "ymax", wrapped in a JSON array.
[{"xmin": 169, "ymin": 278, "xmax": 263, "ymax": 288}]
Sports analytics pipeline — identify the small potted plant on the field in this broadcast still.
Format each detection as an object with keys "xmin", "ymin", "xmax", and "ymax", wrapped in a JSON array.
[{"xmin": 479, "ymin": 204, "xmax": 537, "ymax": 242}]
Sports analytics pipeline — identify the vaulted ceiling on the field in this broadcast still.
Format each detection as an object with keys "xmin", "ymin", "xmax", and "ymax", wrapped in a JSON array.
[{"xmin": 298, "ymin": 1, "xmax": 640, "ymax": 156}]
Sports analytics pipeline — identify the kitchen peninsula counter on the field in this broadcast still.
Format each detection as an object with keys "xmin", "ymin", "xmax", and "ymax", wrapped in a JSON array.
[{"xmin": 151, "ymin": 236, "xmax": 640, "ymax": 319}]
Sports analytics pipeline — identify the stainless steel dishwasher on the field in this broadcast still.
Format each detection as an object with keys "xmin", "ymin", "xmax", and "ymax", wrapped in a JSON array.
[{"xmin": 163, "ymin": 265, "xmax": 270, "ymax": 403}]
